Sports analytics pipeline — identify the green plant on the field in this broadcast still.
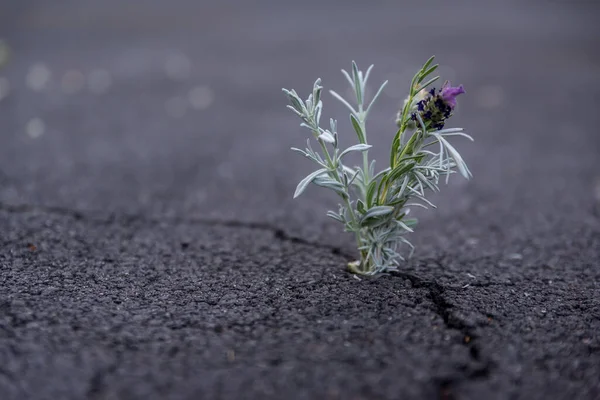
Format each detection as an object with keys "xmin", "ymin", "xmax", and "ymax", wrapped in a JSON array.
[{"xmin": 282, "ymin": 57, "xmax": 473, "ymax": 275}]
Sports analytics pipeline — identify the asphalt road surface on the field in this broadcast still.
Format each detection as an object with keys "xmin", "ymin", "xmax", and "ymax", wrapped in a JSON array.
[{"xmin": 1, "ymin": 1, "xmax": 599, "ymax": 399}]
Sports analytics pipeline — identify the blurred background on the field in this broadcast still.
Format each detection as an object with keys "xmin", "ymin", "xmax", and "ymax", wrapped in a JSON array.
[{"xmin": 0, "ymin": 0, "xmax": 599, "ymax": 254}]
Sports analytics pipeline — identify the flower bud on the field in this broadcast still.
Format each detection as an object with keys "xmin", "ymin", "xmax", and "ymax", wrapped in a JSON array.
[{"xmin": 410, "ymin": 81, "xmax": 465, "ymax": 131}]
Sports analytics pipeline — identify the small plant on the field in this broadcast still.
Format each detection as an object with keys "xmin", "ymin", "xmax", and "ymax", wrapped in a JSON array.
[{"xmin": 282, "ymin": 57, "xmax": 473, "ymax": 275}]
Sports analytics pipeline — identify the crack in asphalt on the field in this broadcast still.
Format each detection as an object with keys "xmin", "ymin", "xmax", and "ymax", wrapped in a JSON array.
[
  {"xmin": 392, "ymin": 270, "xmax": 494, "ymax": 398},
  {"xmin": 0, "ymin": 202, "xmax": 345, "ymax": 256}
]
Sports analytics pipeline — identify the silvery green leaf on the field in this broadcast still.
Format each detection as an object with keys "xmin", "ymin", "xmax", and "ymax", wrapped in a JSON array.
[
  {"xmin": 366, "ymin": 180, "xmax": 379, "ymax": 207},
  {"xmin": 347, "ymin": 169, "xmax": 360, "ymax": 186},
  {"xmin": 438, "ymin": 135, "xmax": 472, "ymax": 179},
  {"xmin": 318, "ymin": 131, "xmax": 335, "ymax": 144},
  {"xmin": 329, "ymin": 90, "xmax": 357, "ymax": 114},
  {"xmin": 314, "ymin": 102, "xmax": 322, "ymax": 125},
  {"xmin": 366, "ymin": 80, "xmax": 388, "ymax": 117},
  {"xmin": 403, "ymin": 218, "xmax": 418, "ymax": 228},
  {"xmin": 350, "ymin": 114, "xmax": 365, "ymax": 143},
  {"xmin": 362, "ymin": 206, "xmax": 394, "ymax": 220},
  {"xmin": 372, "ymin": 167, "xmax": 391, "ymax": 182},
  {"xmin": 363, "ymin": 64, "xmax": 374, "ymax": 86},
  {"xmin": 339, "ymin": 143, "xmax": 372, "ymax": 158},
  {"xmin": 389, "ymin": 162, "xmax": 415, "ymax": 183},
  {"xmin": 342, "ymin": 165, "xmax": 356, "ymax": 176},
  {"xmin": 395, "ymin": 219, "xmax": 414, "ymax": 233},
  {"xmin": 294, "ymin": 168, "xmax": 327, "ymax": 198},
  {"xmin": 341, "ymin": 69, "xmax": 354, "ymax": 88},
  {"xmin": 313, "ymin": 78, "xmax": 322, "ymax": 105},
  {"xmin": 406, "ymin": 202, "xmax": 428, "ymax": 209},
  {"xmin": 369, "ymin": 160, "xmax": 376, "ymax": 178},
  {"xmin": 326, "ymin": 211, "xmax": 345, "ymax": 223},
  {"xmin": 290, "ymin": 147, "xmax": 308, "ymax": 157},
  {"xmin": 351, "ymin": 61, "xmax": 362, "ymax": 104},
  {"xmin": 305, "ymin": 96, "xmax": 313, "ymax": 113},
  {"xmin": 285, "ymin": 105, "xmax": 303, "ymax": 118},
  {"xmin": 413, "ymin": 170, "xmax": 439, "ymax": 192},
  {"xmin": 312, "ymin": 177, "xmax": 346, "ymax": 194},
  {"xmin": 329, "ymin": 118, "xmax": 337, "ymax": 134}
]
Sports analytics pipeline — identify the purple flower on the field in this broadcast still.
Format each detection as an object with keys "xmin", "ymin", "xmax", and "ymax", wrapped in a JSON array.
[{"xmin": 440, "ymin": 81, "xmax": 465, "ymax": 109}]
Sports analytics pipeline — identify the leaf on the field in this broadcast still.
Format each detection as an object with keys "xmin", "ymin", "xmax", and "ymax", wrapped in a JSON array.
[
  {"xmin": 438, "ymin": 135, "xmax": 472, "ymax": 179},
  {"xmin": 421, "ymin": 55, "xmax": 436, "ymax": 72},
  {"xmin": 395, "ymin": 219, "xmax": 414, "ymax": 233},
  {"xmin": 347, "ymin": 169, "xmax": 360, "ymax": 186},
  {"xmin": 341, "ymin": 69, "xmax": 354, "ymax": 88},
  {"xmin": 366, "ymin": 180, "xmax": 379, "ymax": 207},
  {"xmin": 312, "ymin": 177, "xmax": 346, "ymax": 194},
  {"xmin": 361, "ymin": 206, "xmax": 394, "ymax": 221},
  {"xmin": 372, "ymin": 167, "xmax": 390, "ymax": 182},
  {"xmin": 339, "ymin": 143, "xmax": 372, "ymax": 158},
  {"xmin": 363, "ymin": 64, "xmax": 374, "ymax": 85},
  {"xmin": 356, "ymin": 200, "xmax": 366, "ymax": 214},
  {"xmin": 329, "ymin": 90, "xmax": 357, "ymax": 114},
  {"xmin": 366, "ymin": 80, "xmax": 388, "ymax": 117},
  {"xmin": 350, "ymin": 114, "xmax": 365, "ymax": 143},
  {"xmin": 318, "ymin": 131, "xmax": 335, "ymax": 144},
  {"xmin": 388, "ymin": 162, "xmax": 415, "ymax": 182},
  {"xmin": 403, "ymin": 218, "xmax": 419, "ymax": 228},
  {"xmin": 285, "ymin": 105, "xmax": 303, "ymax": 118},
  {"xmin": 326, "ymin": 211, "xmax": 345, "ymax": 223},
  {"xmin": 290, "ymin": 147, "xmax": 308, "ymax": 157},
  {"xmin": 418, "ymin": 76, "xmax": 440, "ymax": 91},
  {"xmin": 351, "ymin": 61, "xmax": 362, "ymax": 104},
  {"xmin": 312, "ymin": 78, "xmax": 322, "ymax": 105},
  {"xmin": 293, "ymin": 168, "xmax": 327, "ymax": 198},
  {"xmin": 419, "ymin": 64, "xmax": 438, "ymax": 82}
]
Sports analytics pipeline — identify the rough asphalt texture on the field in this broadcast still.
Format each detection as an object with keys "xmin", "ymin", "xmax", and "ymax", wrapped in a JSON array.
[{"xmin": 1, "ymin": 1, "xmax": 600, "ymax": 399}]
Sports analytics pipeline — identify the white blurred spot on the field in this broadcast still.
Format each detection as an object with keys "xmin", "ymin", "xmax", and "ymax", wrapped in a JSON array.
[
  {"xmin": 188, "ymin": 85, "xmax": 214, "ymax": 110},
  {"xmin": 61, "ymin": 70, "xmax": 85, "ymax": 94},
  {"xmin": 26, "ymin": 63, "xmax": 51, "ymax": 91},
  {"xmin": 26, "ymin": 118, "xmax": 45, "ymax": 138},
  {"xmin": 165, "ymin": 96, "xmax": 187, "ymax": 118},
  {"xmin": 165, "ymin": 53, "xmax": 191, "ymax": 81},
  {"xmin": 88, "ymin": 69, "xmax": 112, "ymax": 94},
  {"xmin": 0, "ymin": 77, "xmax": 9, "ymax": 101},
  {"xmin": 475, "ymin": 85, "xmax": 504, "ymax": 109},
  {"xmin": 466, "ymin": 237, "xmax": 478, "ymax": 246},
  {"xmin": 506, "ymin": 253, "xmax": 523, "ymax": 261}
]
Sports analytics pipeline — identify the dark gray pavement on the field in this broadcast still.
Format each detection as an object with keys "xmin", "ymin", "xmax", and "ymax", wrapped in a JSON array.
[{"xmin": 1, "ymin": 1, "xmax": 599, "ymax": 399}]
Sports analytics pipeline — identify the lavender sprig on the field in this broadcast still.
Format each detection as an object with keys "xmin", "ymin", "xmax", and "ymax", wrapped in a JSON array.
[{"xmin": 283, "ymin": 57, "xmax": 473, "ymax": 275}]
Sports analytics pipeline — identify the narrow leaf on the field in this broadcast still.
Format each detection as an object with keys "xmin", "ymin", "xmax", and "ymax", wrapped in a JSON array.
[
  {"xmin": 326, "ymin": 211, "xmax": 345, "ymax": 223},
  {"xmin": 366, "ymin": 80, "xmax": 388, "ymax": 117},
  {"xmin": 356, "ymin": 200, "xmax": 366, "ymax": 214},
  {"xmin": 293, "ymin": 168, "xmax": 327, "ymax": 198},
  {"xmin": 339, "ymin": 143, "xmax": 372, "ymax": 158},
  {"xmin": 366, "ymin": 180, "xmax": 378, "ymax": 207},
  {"xmin": 389, "ymin": 162, "xmax": 416, "ymax": 182},
  {"xmin": 350, "ymin": 114, "xmax": 365, "ymax": 143},
  {"xmin": 329, "ymin": 90, "xmax": 357, "ymax": 114},
  {"xmin": 361, "ymin": 206, "xmax": 394, "ymax": 220}
]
